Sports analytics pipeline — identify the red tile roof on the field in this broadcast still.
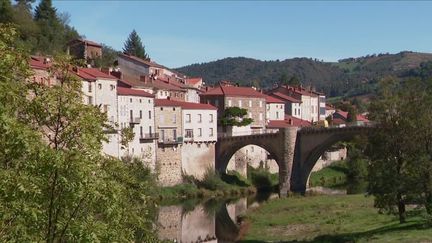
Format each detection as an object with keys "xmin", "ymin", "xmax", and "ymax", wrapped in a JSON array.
[
  {"xmin": 267, "ymin": 116, "xmax": 311, "ymax": 128},
  {"xmin": 201, "ymin": 85, "xmax": 267, "ymax": 98},
  {"xmin": 69, "ymin": 39, "xmax": 102, "ymax": 47},
  {"xmin": 155, "ymin": 99, "xmax": 217, "ymax": 110},
  {"xmin": 118, "ymin": 53, "xmax": 165, "ymax": 69},
  {"xmin": 334, "ymin": 110, "xmax": 370, "ymax": 123},
  {"xmin": 117, "ymin": 87, "xmax": 154, "ymax": 97},
  {"xmin": 29, "ymin": 56, "xmax": 51, "ymax": 70},
  {"xmin": 265, "ymin": 95, "xmax": 285, "ymax": 104},
  {"xmin": 269, "ymin": 92, "xmax": 302, "ymax": 103},
  {"xmin": 75, "ymin": 68, "xmax": 117, "ymax": 81},
  {"xmin": 186, "ymin": 77, "xmax": 202, "ymax": 86}
]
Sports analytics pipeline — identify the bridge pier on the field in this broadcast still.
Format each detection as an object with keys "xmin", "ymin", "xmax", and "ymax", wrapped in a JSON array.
[{"xmin": 279, "ymin": 127, "xmax": 298, "ymax": 196}]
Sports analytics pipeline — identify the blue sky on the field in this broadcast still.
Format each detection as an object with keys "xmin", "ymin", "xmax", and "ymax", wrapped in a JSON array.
[{"xmin": 53, "ymin": 1, "xmax": 432, "ymax": 68}]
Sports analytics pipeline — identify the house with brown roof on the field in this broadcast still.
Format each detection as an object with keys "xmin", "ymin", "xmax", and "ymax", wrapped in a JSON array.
[
  {"xmin": 29, "ymin": 56, "xmax": 56, "ymax": 86},
  {"xmin": 200, "ymin": 84, "xmax": 268, "ymax": 132},
  {"xmin": 67, "ymin": 39, "xmax": 102, "ymax": 65}
]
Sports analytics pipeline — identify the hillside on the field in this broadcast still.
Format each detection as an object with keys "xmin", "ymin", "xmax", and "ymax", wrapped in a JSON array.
[{"xmin": 176, "ymin": 52, "xmax": 432, "ymax": 97}]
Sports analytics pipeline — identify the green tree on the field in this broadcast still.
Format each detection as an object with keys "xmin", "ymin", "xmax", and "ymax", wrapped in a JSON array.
[
  {"xmin": 346, "ymin": 106, "xmax": 357, "ymax": 123},
  {"xmin": 0, "ymin": 25, "xmax": 158, "ymax": 241},
  {"xmin": 288, "ymin": 75, "xmax": 301, "ymax": 86},
  {"xmin": 366, "ymin": 77, "xmax": 429, "ymax": 223},
  {"xmin": 94, "ymin": 44, "xmax": 120, "ymax": 68},
  {"xmin": 219, "ymin": 107, "xmax": 253, "ymax": 127},
  {"xmin": 12, "ymin": 0, "xmax": 40, "ymax": 51},
  {"xmin": 123, "ymin": 29, "xmax": 149, "ymax": 60},
  {"xmin": 279, "ymin": 73, "xmax": 289, "ymax": 85},
  {"xmin": 0, "ymin": 0, "xmax": 14, "ymax": 23}
]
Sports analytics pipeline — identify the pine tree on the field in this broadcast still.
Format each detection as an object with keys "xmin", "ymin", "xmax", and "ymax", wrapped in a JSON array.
[
  {"xmin": 34, "ymin": 0, "xmax": 64, "ymax": 54},
  {"xmin": 123, "ymin": 29, "xmax": 149, "ymax": 60},
  {"xmin": 0, "ymin": 0, "xmax": 14, "ymax": 23}
]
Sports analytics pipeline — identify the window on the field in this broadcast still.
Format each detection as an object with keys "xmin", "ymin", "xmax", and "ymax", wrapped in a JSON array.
[
  {"xmin": 98, "ymin": 83, "xmax": 102, "ymax": 89},
  {"xmin": 198, "ymin": 114, "xmax": 202, "ymax": 123},
  {"xmin": 140, "ymin": 99, "xmax": 142, "ymax": 103},
  {"xmin": 209, "ymin": 128, "xmax": 214, "ymax": 137},
  {"xmin": 173, "ymin": 129, "xmax": 177, "ymax": 140},
  {"xmin": 148, "ymin": 99, "xmax": 151, "ymax": 103},
  {"xmin": 110, "ymin": 84, "xmax": 115, "ymax": 91},
  {"xmin": 249, "ymin": 100, "xmax": 252, "ymax": 107},
  {"xmin": 215, "ymin": 99, "xmax": 219, "ymax": 106},
  {"xmin": 160, "ymin": 114, "xmax": 164, "ymax": 123},
  {"xmin": 185, "ymin": 129, "xmax": 193, "ymax": 138},
  {"xmin": 130, "ymin": 110, "xmax": 133, "ymax": 121},
  {"xmin": 209, "ymin": 114, "xmax": 214, "ymax": 123},
  {"xmin": 139, "ymin": 110, "xmax": 142, "ymax": 119},
  {"xmin": 238, "ymin": 100, "xmax": 242, "ymax": 107},
  {"xmin": 198, "ymin": 128, "xmax": 202, "ymax": 137},
  {"xmin": 228, "ymin": 100, "xmax": 232, "ymax": 107},
  {"xmin": 88, "ymin": 96, "xmax": 93, "ymax": 105},
  {"xmin": 259, "ymin": 101, "xmax": 263, "ymax": 107},
  {"xmin": 130, "ymin": 98, "xmax": 132, "ymax": 103},
  {"xmin": 88, "ymin": 82, "xmax": 92, "ymax": 93},
  {"xmin": 148, "ymin": 110, "xmax": 152, "ymax": 119},
  {"xmin": 140, "ymin": 126, "xmax": 143, "ymax": 138},
  {"xmin": 173, "ymin": 107, "xmax": 176, "ymax": 111},
  {"xmin": 276, "ymin": 111, "xmax": 279, "ymax": 119},
  {"xmin": 186, "ymin": 114, "xmax": 191, "ymax": 123},
  {"xmin": 149, "ymin": 126, "xmax": 152, "ymax": 135},
  {"xmin": 103, "ymin": 104, "xmax": 108, "ymax": 113},
  {"xmin": 160, "ymin": 107, "xmax": 163, "ymax": 111},
  {"xmin": 160, "ymin": 129, "xmax": 165, "ymax": 141}
]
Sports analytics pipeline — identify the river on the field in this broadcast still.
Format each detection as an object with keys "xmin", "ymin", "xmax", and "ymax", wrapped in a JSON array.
[
  {"xmin": 156, "ymin": 191, "xmax": 278, "ymax": 242},
  {"xmin": 155, "ymin": 187, "xmax": 345, "ymax": 242}
]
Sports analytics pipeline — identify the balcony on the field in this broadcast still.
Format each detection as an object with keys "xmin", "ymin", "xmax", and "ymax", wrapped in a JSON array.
[
  {"xmin": 129, "ymin": 117, "xmax": 141, "ymax": 125},
  {"xmin": 158, "ymin": 136, "xmax": 183, "ymax": 145},
  {"xmin": 139, "ymin": 133, "xmax": 159, "ymax": 142}
]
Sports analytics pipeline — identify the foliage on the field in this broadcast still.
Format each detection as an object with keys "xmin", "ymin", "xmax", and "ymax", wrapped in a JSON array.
[
  {"xmin": 346, "ymin": 105, "xmax": 358, "ymax": 123},
  {"xmin": 0, "ymin": 25, "xmax": 158, "ymax": 241},
  {"xmin": 120, "ymin": 126, "xmax": 134, "ymax": 150},
  {"xmin": 219, "ymin": 106, "xmax": 253, "ymax": 127},
  {"xmin": 177, "ymin": 52, "xmax": 432, "ymax": 98},
  {"xmin": 366, "ymin": 77, "xmax": 432, "ymax": 223},
  {"xmin": 94, "ymin": 44, "xmax": 120, "ymax": 68},
  {"xmin": 247, "ymin": 165, "xmax": 278, "ymax": 191},
  {"xmin": 123, "ymin": 29, "xmax": 149, "ymax": 60}
]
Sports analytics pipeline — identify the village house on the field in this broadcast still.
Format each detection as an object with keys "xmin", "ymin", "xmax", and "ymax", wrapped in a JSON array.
[
  {"xmin": 268, "ymin": 85, "xmax": 322, "ymax": 122},
  {"xmin": 29, "ymin": 56, "xmax": 56, "ymax": 86},
  {"xmin": 74, "ymin": 68, "xmax": 120, "ymax": 157},
  {"xmin": 200, "ymin": 83, "xmax": 267, "ymax": 135},
  {"xmin": 117, "ymin": 87, "xmax": 157, "ymax": 169},
  {"xmin": 67, "ymin": 39, "xmax": 102, "ymax": 65},
  {"xmin": 154, "ymin": 99, "xmax": 183, "ymax": 186}
]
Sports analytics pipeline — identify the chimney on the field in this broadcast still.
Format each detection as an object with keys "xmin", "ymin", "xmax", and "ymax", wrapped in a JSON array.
[{"xmin": 110, "ymin": 71, "xmax": 122, "ymax": 79}]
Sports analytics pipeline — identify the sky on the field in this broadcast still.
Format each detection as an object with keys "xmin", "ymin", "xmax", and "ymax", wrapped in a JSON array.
[{"xmin": 53, "ymin": 1, "xmax": 432, "ymax": 68}]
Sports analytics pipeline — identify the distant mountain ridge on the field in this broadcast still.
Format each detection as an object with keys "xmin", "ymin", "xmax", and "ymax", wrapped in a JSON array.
[{"xmin": 176, "ymin": 51, "xmax": 432, "ymax": 97}]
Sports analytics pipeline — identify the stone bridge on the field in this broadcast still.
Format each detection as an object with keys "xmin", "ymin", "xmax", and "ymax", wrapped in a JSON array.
[{"xmin": 215, "ymin": 126, "xmax": 374, "ymax": 195}]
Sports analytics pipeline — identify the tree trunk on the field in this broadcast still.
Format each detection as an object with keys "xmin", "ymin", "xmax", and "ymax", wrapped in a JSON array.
[{"xmin": 397, "ymin": 193, "xmax": 406, "ymax": 223}]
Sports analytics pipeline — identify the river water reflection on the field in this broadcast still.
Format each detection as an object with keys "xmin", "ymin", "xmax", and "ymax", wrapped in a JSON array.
[{"xmin": 156, "ymin": 192, "xmax": 278, "ymax": 243}]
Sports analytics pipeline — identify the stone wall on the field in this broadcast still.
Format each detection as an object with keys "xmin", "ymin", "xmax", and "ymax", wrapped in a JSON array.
[
  {"xmin": 182, "ymin": 142, "xmax": 215, "ymax": 180},
  {"xmin": 312, "ymin": 147, "xmax": 347, "ymax": 172},
  {"xmin": 156, "ymin": 145, "xmax": 183, "ymax": 186}
]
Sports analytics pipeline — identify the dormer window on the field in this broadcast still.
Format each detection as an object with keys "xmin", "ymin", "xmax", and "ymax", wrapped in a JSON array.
[{"xmin": 98, "ymin": 83, "xmax": 102, "ymax": 90}]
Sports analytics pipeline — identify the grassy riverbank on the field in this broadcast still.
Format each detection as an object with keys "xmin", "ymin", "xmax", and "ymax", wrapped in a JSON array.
[
  {"xmin": 241, "ymin": 194, "xmax": 432, "ymax": 242},
  {"xmin": 157, "ymin": 171, "xmax": 256, "ymax": 201},
  {"xmin": 309, "ymin": 160, "xmax": 348, "ymax": 188}
]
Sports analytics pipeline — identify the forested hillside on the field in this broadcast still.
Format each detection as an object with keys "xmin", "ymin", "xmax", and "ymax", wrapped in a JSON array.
[{"xmin": 177, "ymin": 52, "xmax": 432, "ymax": 97}]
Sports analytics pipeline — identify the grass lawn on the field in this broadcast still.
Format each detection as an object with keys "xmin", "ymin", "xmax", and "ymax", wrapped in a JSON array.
[{"xmin": 240, "ymin": 194, "xmax": 432, "ymax": 242}]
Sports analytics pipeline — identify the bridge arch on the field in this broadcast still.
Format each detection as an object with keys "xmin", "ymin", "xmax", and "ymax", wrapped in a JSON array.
[{"xmin": 291, "ymin": 127, "xmax": 371, "ymax": 192}]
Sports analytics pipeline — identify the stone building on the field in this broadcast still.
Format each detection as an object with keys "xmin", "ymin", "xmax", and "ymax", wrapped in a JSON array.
[
  {"xmin": 29, "ymin": 56, "xmax": 56, "ymax": 86},
  {"xmin": 154, "ymin": 99, "xmax": 183, "ymax": 186},
  {"xmin": 67, "ymin": 39, "xmax": 102, "ymax": 65},
  {"xmin": 267, "ymin": 91, "xmax": 302, "ymax": 119},
  {"xmin": 201, "ymin": 84, "xmax": 268, "ymax": 176},
  {"xmin": 117, "ymin": 87, "xmax": 157, "ymax": 168},
  {"xmin": 181, "ymin": 102, "xmax": 217, "ymax": 180}
]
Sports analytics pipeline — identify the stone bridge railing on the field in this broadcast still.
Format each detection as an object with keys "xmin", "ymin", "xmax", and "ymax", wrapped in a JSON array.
[{"xmin": 217, "ymin": 128, "xmax": 279, "ymax": 139}]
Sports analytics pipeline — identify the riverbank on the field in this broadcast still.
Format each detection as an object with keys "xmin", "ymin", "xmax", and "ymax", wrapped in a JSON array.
[{"xmin": 240, "ymin": 194, "xmax": 432, "ymax": 242}]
